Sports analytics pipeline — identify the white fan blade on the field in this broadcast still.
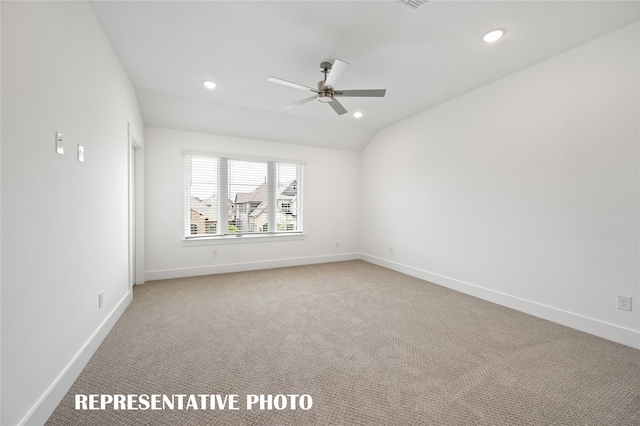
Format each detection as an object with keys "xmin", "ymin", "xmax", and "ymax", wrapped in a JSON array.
[
  {"xmin": 323, "ymin": 59, "xmax": 349, "ymax": 90},
  {"xmin": 284, "ymin": 96, "xmax": 316, "ymax": 108},
  {"xmin": 267, "ymin": 77, "xmax": 316, "ymax": 92},
  {"xmin": 334, "ymin": 89, "xmax": 386, "ymax": 97},
  {"xmin": 329, "ymin": 98, "xmax": 348, "ymax": 115}
]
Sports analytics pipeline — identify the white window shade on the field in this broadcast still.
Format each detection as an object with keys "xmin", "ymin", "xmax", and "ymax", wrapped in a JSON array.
[
  {"xmin": 185, "ymin": 155, "xmax": 218, "ymax": 236},
  {"xmin": 229, "ymin": 159, "xmax": 268, "ymax": 234},
  {"xmin": 275, "ymin": 162, "xmax": 302, "ymax": 232},
  {"xmin": 185, "ymin": 154, "xmax": 303, "ymax": 239}
]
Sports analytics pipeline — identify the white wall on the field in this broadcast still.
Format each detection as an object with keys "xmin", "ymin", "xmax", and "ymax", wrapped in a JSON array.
[
  {"xmin": 144, "ymin": 127, "xmax": 360, "ymax": 280},
  {"xmin": 360, "ymin": 22, "xmax": 640, "ymax": 348},
  {"xmin": 1, "ymin": 2, "xmax": 144, "ymax": 424}
]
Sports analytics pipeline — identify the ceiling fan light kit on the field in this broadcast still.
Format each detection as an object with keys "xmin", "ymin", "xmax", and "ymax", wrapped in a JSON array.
[
  {"xmin": 317, "ymin": 93, "xmax": 333, "ymax": 103},
  {"xmin": 268, "ymin": 59, "xmax": 386, "ymax": 116}
]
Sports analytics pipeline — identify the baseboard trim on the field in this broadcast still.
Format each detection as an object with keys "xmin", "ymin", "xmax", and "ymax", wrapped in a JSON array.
[
  {"xmin": 144, "ymin": 253, "xmax": 361, "ymax": 281},
  {"xmin": 360, "ymin": 253, "xmax": 640, "ymax": 350},
  {"xmin": 21, "ymin": 290, "xmax": 133, "ymax": 426}
]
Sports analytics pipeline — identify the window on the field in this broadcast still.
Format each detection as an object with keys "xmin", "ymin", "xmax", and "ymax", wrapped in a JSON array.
[{"xmin": 185, "ymin": 153, "xmax": 303, "ymax": 239}]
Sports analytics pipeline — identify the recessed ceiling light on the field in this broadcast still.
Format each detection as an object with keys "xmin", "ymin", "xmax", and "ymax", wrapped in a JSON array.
[
  {"xmin": 483, "ymin": 29, "xmax": 506, "ymax": 43},
  {"xmin": 203, "ymin": 80, "xmax": 217, "ymax": 89},
  {"xmin": 353, "ymin": 112, "xmax": 363, "ymax": 118}
]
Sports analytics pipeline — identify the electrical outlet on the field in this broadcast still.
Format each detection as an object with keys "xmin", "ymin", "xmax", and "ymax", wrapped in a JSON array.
[
  {"xmin": 78, "ymin": 144, "xmax": 84, "ymax": 162},
  {"xmin": 389, "ymin": 247, "xmax": 394, "ymax": 255},
  {"xmin": 335, "ymin": 242, "xmax": 340, "ymax": 249},
  {"xmin": 617, "ymin": 295, "xmax": 631, "ymax": 311},
  {"xmin": 55, "ymin": 132, "xmax": 64, "ymax": 154},
  {"xmin": 212, "ymin": 249, "xmax": 218, "ymax": 257},
  {"xmin": 98, "ymin": 291, "xmax": 104, "ymax": 308}
]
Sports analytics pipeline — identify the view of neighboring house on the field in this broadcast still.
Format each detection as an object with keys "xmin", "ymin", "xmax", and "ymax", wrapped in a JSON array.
[
  {"xmin": 233, "ymin": 182, "xmax": 268, "ymax": 232},
  {"xmin": 190, "ymin": 180, "xmax": 299, "ymax": 235},
  {"xmin": 234, "ymin": 180, "xmax": 299, "ymax": 233},
  {"xmin": 190, "ymin": 196, "xmax": 219, "ymax": 235}
]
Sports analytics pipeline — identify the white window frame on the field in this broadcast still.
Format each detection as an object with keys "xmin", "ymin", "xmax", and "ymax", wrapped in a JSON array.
[{"xmin": 183, "ymin": 151, "xmax": 304, "ymax": 244}]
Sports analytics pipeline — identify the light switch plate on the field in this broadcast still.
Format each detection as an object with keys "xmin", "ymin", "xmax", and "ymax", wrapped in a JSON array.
[{"xmin": 55, "ymin": 132, "xmax": 64, "ymax": 155}]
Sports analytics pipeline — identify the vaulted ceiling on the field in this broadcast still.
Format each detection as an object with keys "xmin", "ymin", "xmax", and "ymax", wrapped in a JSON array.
[{"xmin": 89, "ymin": 1, "xmax": 639, "ymax": 151}]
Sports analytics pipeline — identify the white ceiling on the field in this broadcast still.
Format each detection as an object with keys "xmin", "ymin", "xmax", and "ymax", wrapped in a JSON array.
[{"xmin": 89, "ymin": 0, "xmax": 639, "ymax": 151}]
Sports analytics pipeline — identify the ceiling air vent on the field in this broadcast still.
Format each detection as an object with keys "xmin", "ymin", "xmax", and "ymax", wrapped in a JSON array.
[{"xmin": 402, "ymin": 0, "xmax": 428, "ymax": 9}]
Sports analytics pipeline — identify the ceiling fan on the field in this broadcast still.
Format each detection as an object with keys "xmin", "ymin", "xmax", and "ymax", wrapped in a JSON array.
[{"xmin": 267, "ymin": 59, "xmax": 386, "ymax": 116}]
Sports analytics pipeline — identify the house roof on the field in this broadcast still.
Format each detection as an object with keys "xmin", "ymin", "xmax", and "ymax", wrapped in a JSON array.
[
  {"xmin": 249, "ymin": 202, "xmax": 266, "ymax": 218},
  {"xmin": 235, "ymin": 182, "xmax": 267, "ymax": 204},
  {"xmin": 190, "ymin": 197, "xmax": 217, "ymax": 221},
  {"xmin": 235, "ymin": 180, "xmax": 297, "ymax": 204}
]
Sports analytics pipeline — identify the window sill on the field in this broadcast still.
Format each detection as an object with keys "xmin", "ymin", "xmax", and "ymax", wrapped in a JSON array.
[{"xmin": 182, "ymin": 233, "xmax": 306, "ymax": 246}]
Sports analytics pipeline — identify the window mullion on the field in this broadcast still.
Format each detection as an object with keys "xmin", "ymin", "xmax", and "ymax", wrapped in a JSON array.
[
  {"xmin": 218, "ymin": 158, "xmax": 228, "ymax": 235},
  {"xmin": 297, "ymin": 164, "xmax": 303, "ymax": 232},
  {"xmin": 267, "ymin": 161, "xmax": 276, "ymax": 233}
]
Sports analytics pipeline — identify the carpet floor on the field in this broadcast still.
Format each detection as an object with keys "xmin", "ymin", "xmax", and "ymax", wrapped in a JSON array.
[{"xmin": 47, "ymin": 260, "xmax": 640, "ymax": 425}]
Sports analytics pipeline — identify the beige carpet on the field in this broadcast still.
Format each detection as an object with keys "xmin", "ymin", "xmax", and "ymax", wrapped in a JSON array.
[{"xmin": 47, "ymin": 260, "xmax": 640, "ymax": 425}]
